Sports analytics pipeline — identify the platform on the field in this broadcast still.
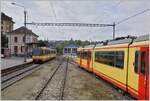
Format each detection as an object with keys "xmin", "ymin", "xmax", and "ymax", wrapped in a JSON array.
[{"xmin": 1, "ymin": 57, "xmax": 32, "ymax": 70}]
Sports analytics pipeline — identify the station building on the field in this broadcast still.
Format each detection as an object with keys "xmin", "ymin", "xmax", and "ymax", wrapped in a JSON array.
[
  {"xmin": 1, "ymin": 12, "xmax": 15, "ymax": 57},
  {"xmin": 8, "ymin": 26, "xmax": 39, "ymax": 56},
  {"xmin": 63, "ymin": 44, "xmax": 78, "ymax": 57},
  {"xmin": 1, "ymin": 12, "xmax": 14, "ymax": 35}
]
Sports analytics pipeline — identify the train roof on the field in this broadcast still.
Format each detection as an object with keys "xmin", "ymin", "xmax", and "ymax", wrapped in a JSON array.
[
  {"xmin": 133, "ymin": 34, "xmax": 149, "ymax": 42},
  {"xmin": 107, "ymin": 38, "xmax": 133, "ymax": 45},
  {"xmin": 83, "ymin": 44, "xmax": 95, "ymax": 48},
  {"xmin": 95, "ymin": 43, "xmax": 103, "ymax": 47},
  {"xmin": 95, "ymin": 35, "xmax": 136, "ymax": 47},
  {"xmin": 77, "ymin": 34, "xmax": 149, "ymax": 49},
  {"xmin": 77, "ymin": 44, "xmax": 95, "ymax": 50},
  {"xmin": 37, "ymin": 47, "xmax": 56, "ymax": 50}
]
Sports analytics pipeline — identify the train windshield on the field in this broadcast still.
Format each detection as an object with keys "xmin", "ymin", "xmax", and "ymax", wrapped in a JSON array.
[{"xmin": 32, "ymin": 49, "xmax": 43, "ymax": 56}]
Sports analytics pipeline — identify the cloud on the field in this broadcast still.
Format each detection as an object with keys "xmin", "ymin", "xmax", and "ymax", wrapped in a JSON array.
[{"xmin": 1, "ymin": 0, "xmax": 150, "ymax": 41}]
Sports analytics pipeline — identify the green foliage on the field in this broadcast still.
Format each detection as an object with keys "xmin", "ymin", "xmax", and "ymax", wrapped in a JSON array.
[
  {"xmin": 37, "ymin": 40, "xmax": 49, "ymax": 47},
  {"xmin": 55, "ymin": 38, "xmax": 91, "ymax": 54},
  {"xmin": 37, "ymin": 38, "xmax": 92, "ymax": 55},
  {"xmin": 1, "ymin": 33, "xmax": 8, "ymax": 48},
  {"xmin": 55, "ymin": 41, "xmax": 68, "ymax": 54}
]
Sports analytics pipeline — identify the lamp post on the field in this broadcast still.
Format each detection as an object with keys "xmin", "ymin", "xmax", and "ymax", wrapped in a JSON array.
[{"xmin": 11, "ymin": 2, "xmax": 27, "ymax": 62}]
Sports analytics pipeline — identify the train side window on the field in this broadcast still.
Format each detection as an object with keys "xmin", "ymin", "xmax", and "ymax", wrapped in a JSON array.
[
  {"xmin": 134, "ymin": 51, "xmax": 140, "ymax": 73},
  {"xmin": 43, "ymin": 50, "xmax": 45, "ymax": 55},
  {"xmin": 84, "ymin": 51, "xmax": 87, "ymax": 59},
  {"xmin": 95, "ymin": 51, "xmax": 124, "ymax": 69},
  {"xmin": 82, "ymin": 51, "xmax": 87, "ymax": 59},
  {"xmin": 77, "ymin": 51, "xmax": 80, "ymax": 58},
  {"xmin": 45, "ymin": 50, "xmax": 47, "ymax": 54},
  {"xmin": 115, "ymin": 51, "xmax": 124, "ymax": 69},
  {"xmin": 82, "ymin": 51, "xmax": 84, "ymax": 59},
  {"xmin": 140, "ymin": 52, "xmax": 146, "ymax": 74}
]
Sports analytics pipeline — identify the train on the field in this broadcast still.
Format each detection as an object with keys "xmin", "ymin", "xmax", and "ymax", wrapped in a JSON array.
[
  {"xmin": 75, "ymin": 34, "xmax": 149, "ymax": 100},
  {"xmin": 32, "ymin": 47, "xmax": 57, "ymax": 63}
]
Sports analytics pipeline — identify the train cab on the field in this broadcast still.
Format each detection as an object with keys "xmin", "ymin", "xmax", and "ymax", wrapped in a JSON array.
[
  {"xmin": 32, "ymin": 47, "xmax": 56, "ymax": 63},
  {"xmin": 128, "ymin": 34, "xmax": 149, "ymax": 99}
]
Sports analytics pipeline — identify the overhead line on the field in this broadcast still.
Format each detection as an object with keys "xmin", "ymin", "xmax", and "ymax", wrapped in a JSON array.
[
  {"xmin": 49, "ymin": 1, "xmax": 57, "ymax": 21},
  {"xmin": 26, "ymin": 22, "xmax": 113, "ymax": 27},
  {"xmin": 116, "ymin": 9, "xmax": 150, "ymax": 25}
]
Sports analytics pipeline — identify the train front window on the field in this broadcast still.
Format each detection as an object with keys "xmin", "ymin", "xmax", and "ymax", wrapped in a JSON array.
[
  {"xmin": 134, "ymin": 51, "xmax": 140, "ymax": 73},
  {"xmin": 140, "ymin": 52, "xmax": 146, "ymax": 74},
  {"xmin": 32, "ymin": 50, "xmax": 42, "ymax": 56}
]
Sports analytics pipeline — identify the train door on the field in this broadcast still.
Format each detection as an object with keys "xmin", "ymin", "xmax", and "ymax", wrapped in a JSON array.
[
  {"xmin": 80, "ymin": 50, "xmax": 82, "ymax": 66},
  {"xmin": 138, "ymin": 47, "xmax": 149, "ymax": 99},
  {"xmin": 87, "ymin": 50, "xmax": 91, "ymax": 71}
]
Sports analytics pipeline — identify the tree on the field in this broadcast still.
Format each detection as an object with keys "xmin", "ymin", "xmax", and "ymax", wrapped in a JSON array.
[
  {"xmin": 75, "ymin": 40, "xmax": 82, "ymax": 46},
  {"xmin": 1, "ymin": 33, "xmax": 8, "ymax": 48},
  {"xmin": 37, "ymin": 40, "xmax": 49, "ymax": 47},
  {"xmin": 55, "ymin": 42, "xmax": 65, "ymax": 54}
]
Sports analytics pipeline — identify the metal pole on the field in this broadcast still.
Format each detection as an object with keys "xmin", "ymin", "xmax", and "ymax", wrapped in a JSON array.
[
  {"xmin": 24, "ymin": 10, "xmax": 27, "ymax": 62},
  {"xmin": 113, "ymin": 22, "xmax": 115, "ymax": 39}
]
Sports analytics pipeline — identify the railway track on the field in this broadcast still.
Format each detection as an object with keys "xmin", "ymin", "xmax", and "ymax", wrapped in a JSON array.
[
  {"xmin": 1, "ymin": 62, "xmax": 34, "ymax": 76},
  {"xmin": 1, "ymin": 59, "xmax": 54, "ymax": 90},
  {"xmin": 35, "ymin": 57, "xmax": 69, "ymax": 100}
]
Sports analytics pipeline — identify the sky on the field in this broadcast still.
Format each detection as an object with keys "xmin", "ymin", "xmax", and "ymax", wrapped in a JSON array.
[{"xmin": 1, "ymin": 0, "xmax": 150, "ymax": 41}]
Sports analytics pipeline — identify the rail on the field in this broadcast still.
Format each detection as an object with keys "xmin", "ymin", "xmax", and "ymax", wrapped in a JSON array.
[{"xmin": 35, "ymin": 57, "xmax": 69, "ymax": 100}]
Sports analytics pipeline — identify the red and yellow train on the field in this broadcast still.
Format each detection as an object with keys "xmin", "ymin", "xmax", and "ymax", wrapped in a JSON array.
[
  {"xmin": 32, "ymin": 47, "xmax": 57, "ymax": 63},
  {"xmin": 75, "ymin": 34, "xmax": 149, "ymax": 100}
]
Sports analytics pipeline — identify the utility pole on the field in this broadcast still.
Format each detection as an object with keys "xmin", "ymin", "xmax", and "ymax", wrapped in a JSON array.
[
  {"xmin": 24, "ymin": 10, "xmax": 27, "ymax": 62},
  {"xmin": 11, "ymin": 2, "xmax": 27, "ymax": 62},
  {"xmin": 113, "ymin": 22, "xmax": 115, "ymax": 39}
]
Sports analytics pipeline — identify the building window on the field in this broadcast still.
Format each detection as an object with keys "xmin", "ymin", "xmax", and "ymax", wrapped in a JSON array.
[
  {"xmin": 14, "ymin": 46, "xmax": 18, "ymax": 53},
  {"xmin": 95, "ymin": 51, "xmax": 124, "ymax": 69},
  {"xmin": 64, "ymin": 48, "xmax": 67, "ymax": 53},
  {"xmin": 68, "ymin": 48, "xmax": 71, "ymax": 53},
  {"xmin": 23, "ymin": 36, "xmax": 25, "ymax": 42},
  {"xmin": 21, "ymin": 46, "xmax": 24, "ymax": 52},
  {"xmin": 134, "ymin": 51, "xmax": 140, "ymax": 73},
  {"xmin": 1, "ymin": 26, "xmax": 3, "ymax": 30},
  {"xmin": 140, "ymin": 51, "xmax": 146, "ymax": 74},
  {"xmin": 9, "ymin": 26, "xmax": 11, "ymax": 32},
  {"xmin": 7, "ymin": 26, "xmax": 9, "ymax": 32},
  {"xmin": 72, "ymin": 48, "xmax": 77, "ymax": 53},
  {"xmin": 14, "ymin": 37, "xmax": 18, "ymax": 43}
]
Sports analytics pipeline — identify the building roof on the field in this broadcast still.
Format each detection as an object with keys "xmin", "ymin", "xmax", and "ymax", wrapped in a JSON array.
[
  {"xmin": 1, "ymin": 12, "xmax": 15, "ymax": 23},
  {"xmin": 64, "ymin": 44, "xmax": 78, "ymax": 48},
  {"xmin": 10, "ymin": 26, "xmax": 39, "ymax": 37}
]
